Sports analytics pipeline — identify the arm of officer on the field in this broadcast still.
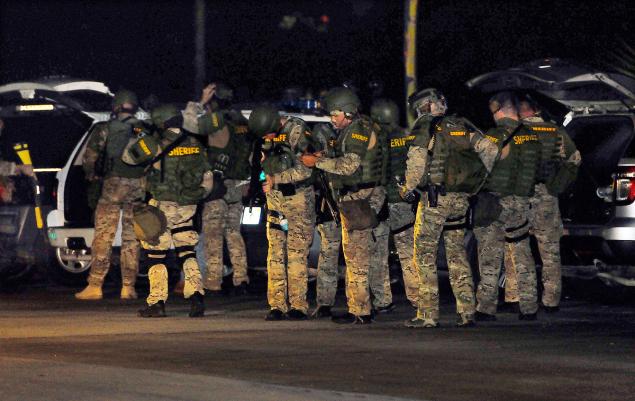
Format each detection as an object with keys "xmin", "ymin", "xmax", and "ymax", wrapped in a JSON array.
[
  {"xmin": 82, "ymin": 124, "xmax": 108, "ymax": 181},
  {"xmin": 273, "ymin": 158, "xmax": 314, "ymax": 184},
  {"xmin": 469, "ymin": 131, "xmax": 500, "ymax": 173},
  {"xmin": 404, "ymin": 145, "xmax": 427, "ymax": 192}
]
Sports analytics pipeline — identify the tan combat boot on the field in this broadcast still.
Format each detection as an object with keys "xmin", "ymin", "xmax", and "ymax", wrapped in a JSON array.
[
  {"xmin": 120, "ymin": 285, "xmax": 138, "ymax": 300},
  {"xmin": 75, "ymin": 284, "xmax": 103, "ymax": 300}
]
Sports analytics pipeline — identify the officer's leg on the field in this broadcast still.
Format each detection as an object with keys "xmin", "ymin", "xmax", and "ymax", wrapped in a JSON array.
[
  {"xmin": 202, "ymin": 199, "xmax": 226, "ymax": 291},
  {"xmin": 316, "ymin": 220, "xmax": 342, "ymax": 307},
  {"xmin": 285, "ymin": 189, "xmax": 315, "ymax": 314},
  {"xmin": 119, "ymin": 203, "xmax": 139, "ymax": 296},
  {"xmin": 266, "ymin": 202, "xmax": 289, "ymax": 313},
  {"xmin": 474, "ymin": 209, "xmax": 505, "ymax": 316},
  {"xmin": 503, "ymin": 244, "xmax": 520, "ymax": 303},
  {"xmin": 505, "ymin": 196, "xmax": 538, "ymax": 315},
  {"xmin": 86, "ymin": 202, "xmax": 120, "ymax": 287},
  {"xmin": 415, "ymin": 195, "xmax": 447, "ymax": 323},
  {"xmin": 369, "ymin": 219, "xmax": 392, "ymax": 309},
  {"xmin": 530, "ymin": 185, "xmax": 563, "ymax": 308},
  {"xmin": 390, "ymin": 202, "xmax": 417, "ymax": 307},
  {"xmin": 169, "ymin": 204, "xmax": 204, "ymax": 299},
  {"xmin": 342, "ymin": 224, "xmax": 372, "ymax": 317},
  {"xmin": 139, "ymin": 224, "xmax": 172, "ymax": 316},
  {"xmin": 225, "ymin": 202, "xmax": 249, "ymax": 286}
]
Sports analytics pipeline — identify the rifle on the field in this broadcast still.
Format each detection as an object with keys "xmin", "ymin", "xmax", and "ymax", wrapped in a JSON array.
[{"xmin": 317, "ymin": 171, "xmax": 340, "ymax": 226}]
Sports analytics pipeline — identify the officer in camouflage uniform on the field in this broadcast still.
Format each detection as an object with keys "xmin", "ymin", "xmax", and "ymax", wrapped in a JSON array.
[
  {"xmin": 503, "ymin": 97, "xmax": 581, "ymax": 312},
  {"xmin": 127, "ymin": 91, "xmax": 214, "ymax": 317},
  {"xmin": 302, "ymin": 87, "xmax": 386, "ymax": 325},
  {"xmin": 400, "ymin": 88, "xmax": 499, "ymax": 328},
  {"xmin": 371, "ymin": 99, "xmax": 419, "ymax": 309},
  {"xmin": 249, "ymin": 104, "xmax": 316, "ymax": 321},
  {"xmin": 311, "ymin": 123, "xmax": 342, "ymax": 318},
  {"xmin": 199, "ymin": 83, "xmax": 251, "ymax": 295},
  {"xmin": 474, "ymin": 91, "xmax": 542, "ymax": 321},
  {"xmin": 75, "ymin": 90, "xmax": 147, "ymax": 301}
]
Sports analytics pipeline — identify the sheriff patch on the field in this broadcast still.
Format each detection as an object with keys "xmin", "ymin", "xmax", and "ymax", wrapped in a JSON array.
[
  {"xmin": 168, "ymin": 146, "xmax": 201, "ymax": 156},
  {"xmin": 351, "ymin": 133, "xmax": 369, "ymax": 142},
  {"xmin": 530, "ymin": 126, "xmax": 557, "ymax": 132},
  {"xmin": 486, "ymin": 135, "xmax": 499, "ymax": 143},
  {"xmin": 513, "ymin": 134, "xmax": 539, "ymax": 145},
  {"xmin": 235, "ymin": 126, "xmax": 249, "ymax": 134},
  {"xmin": 138, "ymin": 139, "xmax": 152, "ymax": 155},
  {"xmin": 273, "ymin": 134, "xmax": 287, "ymax": 142},
  {"xmin": 390, "ymin": 135, "xmax": 416, "ymax": 147},
  {"xmin": 449, "ymin": 131, "xmax": 466, "ymax": 136}
]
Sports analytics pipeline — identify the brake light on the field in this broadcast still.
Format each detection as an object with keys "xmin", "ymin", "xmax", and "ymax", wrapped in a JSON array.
[{"xmin": 614, "ymin": 166, "xmax": 635, "ymax": 204}]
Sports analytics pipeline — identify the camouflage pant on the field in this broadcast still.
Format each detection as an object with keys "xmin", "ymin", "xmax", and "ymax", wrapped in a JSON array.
[
  {"xmin": 389, "ymin": 202, "xmax": 418, "ymax": 307},
  {"xmin": 266, "ymin": 186, "xmax": 315, "ymax": 313},
  {"xmin": 201, "ymin": 198, "xmax": 249, "ymax": 290},
  {"xmin": 340, "ymin": 186, "xmax": 385, "ymax": 317},
  {"xmin": 504, "ymin": 184, "xmax": 563, "ymax": 306},
  {"xmin": 474, "ymin": 195, "xmax": 538, "ymax": 315},
  {"xmin": 316, "ymin": 220, "xmax": 342, "ymax": 306},
  {"xmin": 414, "ymin": 192, "xmax": 475, "ymax": 321},
  {"xmin": 370, "ymin": 217, "xmax": 392, "ymax": 308},
  {"xmin": 88, "ymin": 176, "xmax": 144, "ymax": 287},
  {"xmin": 141, "ymin": 200, "xmax": 203, "ymax": 306}
]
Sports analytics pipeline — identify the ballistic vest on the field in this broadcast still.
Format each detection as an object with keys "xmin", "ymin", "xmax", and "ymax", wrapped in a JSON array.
[
  {"xmin": 484, "ymin": 119, "xmax": 541, "ymax": 197},
  {"xmin": 105, "ymin": 116, "xmax": 147, "ymax": 178},
  {"xmin": 523, "ymin": 118, "xmax": 563, "ymax": 184},
  {"xmin": 201, "ymin": 110, "xmax": 253, "ymax": 180}
]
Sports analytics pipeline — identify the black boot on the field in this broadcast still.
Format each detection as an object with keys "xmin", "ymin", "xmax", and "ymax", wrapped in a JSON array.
[
  {"xmin": 265, "ymin": 309, "xmax": 286, "ymax": 321},
  {"xmin": 189, "ymin": 292, "xmax": 205, "ymax": 318},
  {"xmin": 286, "ymin": 309, "xmax": 308, "ymax": 320},
  {"xmin": 518, "ymin": 312, "xmax": 537, "ymax": 321},
  {"xmin": 138, "ymin": 301, "xmax": 166, "ymax": 318},
  {"xmin": 311, "ymin": 305, "xmax": 332, "ymax": 318},
  {"xmin": 475, "ymin": 311, "xmax": 497, "ymax": 321},
  {"xmin": 332, "ymin": 312, "xmax": 372, "ymax": 325},
  {"xmin": 233, "ymin": 282, "xmax": 249, "ymax": 296}
]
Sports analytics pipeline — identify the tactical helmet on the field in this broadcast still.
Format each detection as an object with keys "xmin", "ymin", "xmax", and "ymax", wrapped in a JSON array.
[
  {"xmin": 133, "ymin": 204, "xmax": 168, "ymax": 245},
  {"xmin": 248, "ymin": 104, "xmax": 280, "ymax": 137},
  {"xmin": 122, "ymin": 134, "xmax": 161, "ymax": 166},
  {"xmin": 408, "ymin": 88, "xmax": 447, "ymax": 116},
  {"xmin": 324, "ymin": 87, "xmax": 361, "ymax": 115},
  {"xmin": 151, "ymin": 104, "xmax": 181, "ymax": 130},
  {"xmin": 370, "ymin": 99, "xmax": 400, "ymax": 126},
  {"xmin": 214, "ymin": 82, "xmax": 234, "ymax": 101},
  {"xmin": 112, "ymin": 89, "xmax": 139, "ymax": 110}
]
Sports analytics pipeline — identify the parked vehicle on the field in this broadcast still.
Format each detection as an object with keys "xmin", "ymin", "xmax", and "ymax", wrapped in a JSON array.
[{"xmin": 467, "ymin": 58, "xmax": 635, "ymax": 287}]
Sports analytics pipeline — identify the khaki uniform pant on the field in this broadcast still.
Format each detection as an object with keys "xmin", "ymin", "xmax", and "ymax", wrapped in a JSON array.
[
  {"xmin": 266, "ymin": 187, "xmax": 315, "ymax": 313},
  {"xmin": 389, "ymin": 202, "xmax": 418, "ymax": 307},
  {"xmin": 316, "ymin": 220, "xmax": 342, "ymax": 307}
]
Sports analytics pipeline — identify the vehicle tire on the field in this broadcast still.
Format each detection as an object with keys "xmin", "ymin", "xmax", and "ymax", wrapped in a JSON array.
[{"xmin": 47, "ymin": 246, "xmax": 92, "ymax": 286}]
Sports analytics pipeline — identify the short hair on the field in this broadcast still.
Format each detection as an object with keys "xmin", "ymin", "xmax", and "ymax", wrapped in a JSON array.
[{"xmin": 488, "ymin": 91, "xmax": 520, "ymax": 114}]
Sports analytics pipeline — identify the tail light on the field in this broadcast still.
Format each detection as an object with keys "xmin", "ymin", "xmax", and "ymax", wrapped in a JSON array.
[{"xmin": 613, "ymin": 166, "xmax": 635, "ymax": 204}]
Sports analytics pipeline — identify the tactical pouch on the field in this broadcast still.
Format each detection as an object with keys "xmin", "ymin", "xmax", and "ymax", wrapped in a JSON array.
[
  {"xmin": 133, "ymin": 204, "xmax": 168, "ymax": 245},
  {"xmin": 204, "ymin": 171, "xmax": 227, "ymax": 201},
  {"xmin": 339, "ymin": 198, "xmax": 379, "ymax": 231},
  {"xmin": 472, "ymin": 192, "xmax": 502, "ymax": 228},
  {"xmin": 277, "ymin": 183, "xmax": 297, "ymax": 197}
]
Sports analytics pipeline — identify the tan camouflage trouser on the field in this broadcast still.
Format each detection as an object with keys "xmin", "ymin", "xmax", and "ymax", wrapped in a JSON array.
[
  {"xmin": 340, "ymin": 186, "xmax": 385, "ymax": 317},
  {"xmin": 474, "ymin": 195, "xmax": 538, "ymax": 315},
  {"xmin": 389, "ymin": 202, "xmax": 418, "ymax": 307},
  {"xmin": 414, "ymin": 192, "xmax": 475, "ymax": 321},
  {"xmin": 88, "ymin": 176, "xmax": 144, "ymax": 287},
  {"xmin": 316, "ymin": 220, "xmax": 342, "ymax": 306},
  {"xmin": 370, "ymin": 214, "xmax": 392, "ymax": 309},
  {"xmin": 141, "ymin": 200, "xmax": 203, "ymax": 306},
  {"xmin": 504, "ymin": 184, "xmax": 563, "ymax": 307},
  {"xmin": 201, "ymin": 197, "xmax": 249, "ymax": 290},
  {"xmin": 266, "ymin": 186, "xmax": 315, "ymax": 313}
]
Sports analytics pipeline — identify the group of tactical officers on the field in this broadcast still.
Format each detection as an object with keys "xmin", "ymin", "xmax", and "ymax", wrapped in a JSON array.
[{"xmin": 72, "ymin": 82, "xmax": 581, "ymax": 327}]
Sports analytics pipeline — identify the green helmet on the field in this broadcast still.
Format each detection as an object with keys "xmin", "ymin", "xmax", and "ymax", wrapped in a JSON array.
[
  {"xmin": 151, "ymin": 104, "xmax": 181, "ymax": 130},
  {"xmin": 370, "ymin": 99, "xmax": 400, "ymax": 126},
  {"xmin": 112, "ymin": 89, "xmax": 139, "ymax": 110},
  {"xmin": 122, "ymin": 134, "xmax": 161, "ymax": 166},
  {"xmin": 324, "ymin": 87, "xmax": 360, "ymax": 115},
  {"xmin": 133, "ymin": 204, "xmax": 168, "ymax": 245},
  {"xmin": 248, "ymin": 104, "xmax": 280, "ymax": 137},
  {"xmin": 407, "ymin": 88, "xmax": 447, "ymax": 116},
  {"xmin": 214, "ymin": 82, "xmax": 234, "ymax": 101}
]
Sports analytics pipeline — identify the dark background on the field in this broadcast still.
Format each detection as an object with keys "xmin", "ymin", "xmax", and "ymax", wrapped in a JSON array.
[{"xmin": 1, "ymin": 0, "xmax": 633, "ymax": 122}]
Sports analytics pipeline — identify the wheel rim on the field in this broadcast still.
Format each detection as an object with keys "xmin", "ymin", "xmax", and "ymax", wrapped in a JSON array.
[{"xmin": 56, "ymin": 247, "xmax": 92, "ymax": 274}]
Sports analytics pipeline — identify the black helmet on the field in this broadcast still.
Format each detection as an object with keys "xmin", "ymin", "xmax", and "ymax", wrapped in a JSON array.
[
  {"xmin": 370, "ymin": 98, "xmax": 400, "ymax": 126},
  {"xmin": 324, "ymin": 87, "xmax": 361, "ymax": 115},
  {"xmin": 248, "ymin": 104, "xmax": 280, "ymax": 137},
  {"xmin": 408, "ymin": 88, "xmax": 447, "ymax": 116},
  {"xmin": 112, "ymin": 89, "xmax": 139, "ymax": 112}
]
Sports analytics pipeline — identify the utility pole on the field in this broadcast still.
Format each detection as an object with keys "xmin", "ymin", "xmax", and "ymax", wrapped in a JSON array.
[
  {"xmin": 404, "ymin": 0, "xmax": 419, "ymax": 126},
  {"xmin": 194, "ymin": 0, "xmax": 206, "ymax": 96}
]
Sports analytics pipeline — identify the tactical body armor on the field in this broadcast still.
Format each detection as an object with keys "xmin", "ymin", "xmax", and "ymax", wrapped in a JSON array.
[
  {"xmin": 201, "ymin": 109, "xmax": 253, "ymax": 180},
  {"xmin": 385, "ymin": 125, "xmax": 414, "ymax": 203},
  {"xmin": 484, "ymin": 119, "xmax": 541, "ymax": 197},
  {"xmin": 101, "ymin": 116, "xmax": 147, "ymax": 179}
]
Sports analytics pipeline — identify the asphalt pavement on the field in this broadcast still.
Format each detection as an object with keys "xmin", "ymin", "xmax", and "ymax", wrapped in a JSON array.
[{"xmin": 0, "ymin": 282, "xmax": 633, "ymax": 401}]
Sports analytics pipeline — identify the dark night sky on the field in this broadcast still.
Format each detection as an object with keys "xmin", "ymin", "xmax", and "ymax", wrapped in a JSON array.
[{"xmin": 1, "ymin": 0, "xmax": 633, "ymax": 118}]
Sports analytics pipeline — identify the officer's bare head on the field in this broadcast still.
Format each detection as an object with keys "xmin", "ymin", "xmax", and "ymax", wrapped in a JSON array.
[
  {"xmin": 518, "ymin": 94, "xmax": 541, "ymax": 119},
  {"xmin": 408, "ymin": 88, "xmax": 447, "ymax": 118},
  {"xmin": 489, "ymin": 91, "xmax": 520, "ymax": 121}
]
